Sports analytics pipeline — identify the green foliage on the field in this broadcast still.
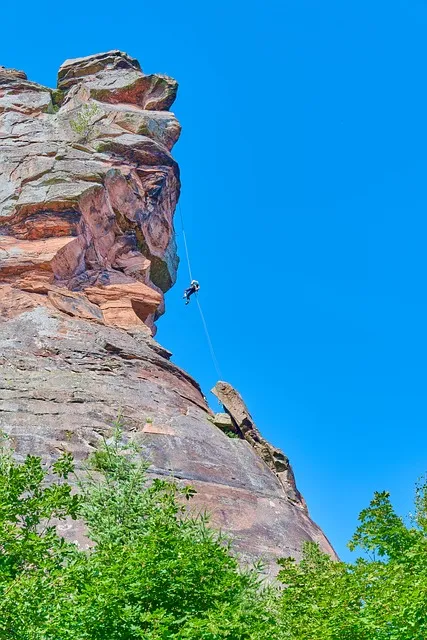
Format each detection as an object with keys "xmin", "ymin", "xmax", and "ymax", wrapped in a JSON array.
[
  {"xmin": 2, "ymin": 421, "xmax": 427, "ymax": 639},
  {"xmin": 0, "ymin": 433, "xmax": 80, "ymax": 637},
  {"xmin": 47, "ymin": 102, "xmax": 60, "ymax": 114},
  {"xmin": 0, "ymin": 427, "xmax": 277, "ymax": 639},
  {"xmin": 223, "ymin": 428, "xmax": 240, "ymax": 439},
  {"xmin": 70, "ymin": 103, "xmax": 100, "ymax": 141},
  {"xmin": 51, "ymin": 88, "xmax": 65, "ymax": 108},
  {"xmin": 277, "ymin": 484, "xmax": 427, "ymax": 639}
]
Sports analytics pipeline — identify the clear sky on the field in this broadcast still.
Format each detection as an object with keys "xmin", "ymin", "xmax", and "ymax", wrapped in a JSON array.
[{"xmin": 2, "ymin": 0, "xmax": 427, "ymax": 561}]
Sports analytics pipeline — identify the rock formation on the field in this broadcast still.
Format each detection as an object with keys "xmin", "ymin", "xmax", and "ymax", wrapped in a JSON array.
[
  {"xmin": 0, "ymin": 51, "xmax": 336, "ymax": 575},
  {"xmin": 0, "ymin": 51, "xmax": 179, "ymax": 333},
  {"xmin": 212, "ymin": 381, "xmax": 305, "ymax": 509}
]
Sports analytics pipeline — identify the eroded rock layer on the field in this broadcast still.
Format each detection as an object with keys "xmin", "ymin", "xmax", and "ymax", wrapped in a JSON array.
[
  {"xmin": 1, "ymin": 51, "xmax": 180, "ymax": 333},
  {"xmin": 0, "ymin": 52, "xmax": 336, "ymax": 575}
]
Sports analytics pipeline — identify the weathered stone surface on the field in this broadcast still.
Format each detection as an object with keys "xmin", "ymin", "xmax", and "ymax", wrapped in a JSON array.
[
  {"xmin": 212, "ymin": 381, "xmax": 306, "ymax": 509},
  {"xmin": 212, "ymin": 412, "xmax": 236, "ymax": 431},
  {"xmin": 57, "ymin": 51, "xmax": 177, "ymax": 111},
  {"xmin": 0, "ymin": 299, "xmax": 337, "ymax": 575},
  {"xmin": 57, "ymin": 51, "xmax": 141, "ymax": 89},
  {"xmin": 0, "ymin": 51, "xmax": 180, "ymax": 333},
  {"xmin": 0, "ymin": 66, "xmax": 28, "ymax": 81},
  {"xmin": 0, "ymin": 52, "xmax": 337, "ymax": 577}
]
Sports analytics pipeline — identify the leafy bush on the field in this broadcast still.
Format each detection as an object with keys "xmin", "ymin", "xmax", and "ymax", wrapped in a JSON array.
[
  {"xmin": 0, "ymin": 428, "xmax": 277, "ymax": 639},
  {"xmin": 277, "ymin": 485, "xmax": 427, "ymax": 639},
  {"xmin": 70, "ymin": 103, "xmax": 100, "ymax": 142},
  {"xmin": 2, "ymin": 423, "xmax": 427, "ymax": 639}
]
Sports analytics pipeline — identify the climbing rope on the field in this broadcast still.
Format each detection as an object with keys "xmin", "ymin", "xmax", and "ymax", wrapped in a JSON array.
[
  {"xmin": 195, "ymin": 295, "xmax": 223, "ymax": 380},
  {"xmin": 178, "ymin": 202, "xmax": 194, "ymax": 283},
  {"xmin": 178, "ymin": 201, "xmax": 223, "ymax": 380}
]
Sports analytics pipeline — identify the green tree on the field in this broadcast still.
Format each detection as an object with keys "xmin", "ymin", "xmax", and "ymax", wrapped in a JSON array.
[
  {"xmin": 4, "ymin": 421, "xmax": 427, "ymax": 640},
  {"xmin": 277, "ymin": 484, "xmax": 427, "ymax": 640},
  {"xmin": 0, "ymin": 433, "xmax": 80, "ymax": 637},
  {"xmin": 0, "ymin": 429, "xmax": 277, "ymax": 639}
]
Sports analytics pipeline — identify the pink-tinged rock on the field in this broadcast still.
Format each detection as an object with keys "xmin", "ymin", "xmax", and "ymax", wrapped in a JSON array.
[
  {"xmin": 100, "ymin": 299, "xmax": 152, "ymax": 331},
  {"xmin": 85, "ymin": 282, "xmax": 162, "ymax": 327},
  {"xmin": 0, "ymin": 305, "xmax": 338, "ymax": 576},
  {"xmin": 89, "ymin": 74, "xmax": 178, "ymax": 111},
  {"xmin": 51, "ymin": 235, "xmax": 87, "ymax": 281},
  {"xmin": 7, "ymin": 210, "xmax": 80, "ymax": 240},
  {"xmin": 79, "ymin": 185, "xmax": 117, "ymax": 264},
  {"xmin": 0, "ymin": 53, "xmax": 338, "ymax": 577},
  {"xmin": 14, "ymin": 271, "xmax": 52, "ymax": 294},
  {"xmin": 57, "ymin": 51, "xmax": 142, "ymax": 90},
  {"xmin": 212, "ymin": 381, "xmax": 306, "ymax": 509},
  {"xmin": 0, "ymin": 284, "xmax": 55, "ymax": 320},
  {"xmin": 85, "ymin": 281, "xmax": 161, "ymax": 305},
  {"xmin": 0, "ymin": 235, "xmax": 75, "ymax": 276},
  {"xmin": 0, "ymin": 76, "xmax": 52, "ymax": 115},
  {"xmin": 1, "ymin": 51, "xmax": 180, "ymax": 334},
  {"xmin": 142, "ymin": 423, "xmax": 177, "ymax": 436},
  {"xmin": 47, "ymin": 289, "xmax": 104, "ymax": 321},
  {"xmin": 58, "ymin": 51, "xmax": 177, "ymax": 111},
  {"xmin": 104, "ymin": 167, "xmax": 179, "ymax": 291},
  {"xmin": 108, "ymin": 107, "xmax": 181, "ymax": 150},
  {"xmin": 0, "ymin": 66, "xmax": 28, "ymax": 81}
]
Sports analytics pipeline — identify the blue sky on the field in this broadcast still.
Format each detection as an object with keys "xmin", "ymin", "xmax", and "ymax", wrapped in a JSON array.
[{"xmin": 2, "ymin": 0, "xmax": 427, "ymax": 560}]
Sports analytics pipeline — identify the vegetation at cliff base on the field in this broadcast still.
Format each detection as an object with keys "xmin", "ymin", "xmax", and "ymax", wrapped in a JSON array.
[
  {"xmin": 1, "ymin": 427, "xmax": 427, "ymax": 639},
  {"xmin": 278, "ymin": 483, "xmax": 427, "ymax": 639},
  {"xmin": 0, "ymin": 429, "xmax": 277, "ymax": 640}
]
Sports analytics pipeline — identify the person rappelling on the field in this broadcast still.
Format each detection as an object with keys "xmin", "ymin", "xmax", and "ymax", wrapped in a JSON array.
[{"xmin": 183, "ymin": 279, "xmax": 200, "ymax": 305}]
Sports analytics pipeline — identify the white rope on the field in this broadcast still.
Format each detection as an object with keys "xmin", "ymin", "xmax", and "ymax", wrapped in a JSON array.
[
  {"xmin": 178, "ymin": 201, "xmax": 223, "ymax": 380},
  {"xmin": 178, "ymin": 202, "xmax": 193, "ymax": 282},
  {"xmin": 196, "ymin": 295, "xmax": 223, "ymax": 380}
]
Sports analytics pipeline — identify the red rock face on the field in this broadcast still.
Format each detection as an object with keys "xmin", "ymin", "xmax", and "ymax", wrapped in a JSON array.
[
  {"xmin": 0, "ymin": 50, "xmax": 180, "ymax": 334},
  {"xmin": 0, "ymin": 52, "xmax": 337, "ymax": 576}
]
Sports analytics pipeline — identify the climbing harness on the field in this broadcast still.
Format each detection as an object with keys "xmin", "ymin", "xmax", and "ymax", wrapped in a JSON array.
[
  {"xmin": 178, "ymin": 202, "xmax": 223, "ymax": 380},
  {"xmin": 183, "ymin": 280, "xmax": 200, "ymax": 305}
]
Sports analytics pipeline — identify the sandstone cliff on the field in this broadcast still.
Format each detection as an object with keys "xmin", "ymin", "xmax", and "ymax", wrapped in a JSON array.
[{"xmin": 0, "ymin": 51, "xmax": 336, "ymax": 575}]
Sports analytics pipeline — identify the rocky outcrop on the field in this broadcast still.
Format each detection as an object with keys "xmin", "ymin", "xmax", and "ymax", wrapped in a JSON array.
[
  {"xmin": 212, "ymin": 381, "xmax": 306, "ymax": 509},
  {"xmin": 0, "ymin": 52, "xmax": 337, "ymax": 576},
  {"xmin": 0, "ymin": 50, "xmax": 180, "ymax": 334}
]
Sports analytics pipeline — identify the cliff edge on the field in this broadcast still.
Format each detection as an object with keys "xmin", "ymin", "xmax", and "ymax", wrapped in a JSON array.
[{"xmin": 0, "ymin": 51, "xmax": 336, "ymax": 575}]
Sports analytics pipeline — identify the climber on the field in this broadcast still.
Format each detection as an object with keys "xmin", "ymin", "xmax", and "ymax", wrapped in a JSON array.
[{"xmin": 183, "ymin": 279, "xmax": 200, "ymax": 305}]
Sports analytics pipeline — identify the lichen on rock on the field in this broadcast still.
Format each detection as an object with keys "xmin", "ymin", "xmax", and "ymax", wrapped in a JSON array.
[{"xmin": 0, "ymin": 50, "xmax": 181, "ymax": 334}]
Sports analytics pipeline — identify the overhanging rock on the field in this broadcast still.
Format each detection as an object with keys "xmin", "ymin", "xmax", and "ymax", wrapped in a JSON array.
[{"xmin": 212, "ymin": 381, "xmax": 306, "ymax": 509}]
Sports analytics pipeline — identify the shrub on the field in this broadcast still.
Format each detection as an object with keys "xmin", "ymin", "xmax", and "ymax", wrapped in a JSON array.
[
  {"xmin": 277, "ymin": 485, "xmax": 427, "ymax": 639},
  {"xmin": 70, "ymin": 103, "xmax": 100, "ymax": 142},
  {"xmin": 0, "ymin": 427, "xmax": 277, "ymax": 639}
]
